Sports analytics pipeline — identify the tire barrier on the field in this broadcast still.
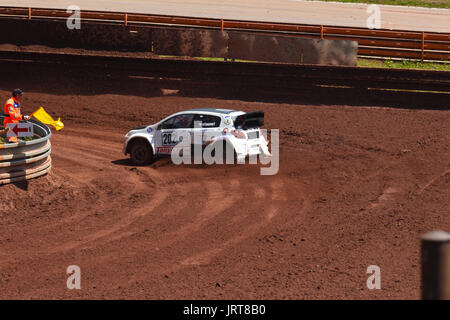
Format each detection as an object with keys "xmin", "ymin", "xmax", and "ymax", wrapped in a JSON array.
[{"xmin": 0, "ymin": 118, "xmax": 52, "ymax": 185}]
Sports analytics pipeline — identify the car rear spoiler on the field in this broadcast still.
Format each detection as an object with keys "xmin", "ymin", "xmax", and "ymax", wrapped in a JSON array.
[{"xmin": 234, "ymin": 111, "xmax": 264, "ymax": 129}]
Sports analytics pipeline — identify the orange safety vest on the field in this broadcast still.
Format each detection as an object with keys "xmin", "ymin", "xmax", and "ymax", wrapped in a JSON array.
[{"xmin": 3, "ymin": 97, "xmax": 22, "ymax": 125}]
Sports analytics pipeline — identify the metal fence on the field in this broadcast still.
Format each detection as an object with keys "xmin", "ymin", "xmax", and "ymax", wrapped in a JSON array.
[{"xmin": 0, "ymin": 6, "xmax": 449, "ymax": 62}]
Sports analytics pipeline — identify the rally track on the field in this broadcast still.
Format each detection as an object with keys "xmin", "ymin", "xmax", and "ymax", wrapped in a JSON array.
[{"xmin": 0, "ymin": 61, "xmax": 449, "ymax": 299}]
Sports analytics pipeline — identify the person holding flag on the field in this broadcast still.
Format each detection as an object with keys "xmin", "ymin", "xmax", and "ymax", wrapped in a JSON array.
[
  {"xmin": 3, "ymin": 89, "xmax": 31, "ymax": 143},
  {"xmin": 2, "ymin": 89, "xmax": 64, "ymax": 144}
]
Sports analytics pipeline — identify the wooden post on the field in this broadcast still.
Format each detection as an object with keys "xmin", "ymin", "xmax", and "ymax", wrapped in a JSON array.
[
  {"xmin": 421, "ymin": 32, "xmax": 425, "ymax": 62},
  {"xmin": 221, "ymin": 19, "xmax": 225, "ymax": 62},
  {"xmin": 421, "ymin": 231, "xmax": 450, "ymax": 300},
  {"xmin": 320, "ymin": 25, "xmax": 324, "ymax": 40},
  {"xmin": 28, "ymin": 7, "xmax": 31, "ymax": 20},
  {"xmin": 125, "ymin": 13, "xmax": 128, "ymax": 26}
]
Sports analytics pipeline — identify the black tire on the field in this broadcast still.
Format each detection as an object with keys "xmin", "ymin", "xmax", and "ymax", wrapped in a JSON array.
[{"xmin": 130, "ymin": 140, "xmax": 153, "ymax": 166}]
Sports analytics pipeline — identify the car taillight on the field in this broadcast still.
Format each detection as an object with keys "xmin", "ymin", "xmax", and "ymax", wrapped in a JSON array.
[{"xmin": 231, "ymin": 129, "xmax": 246, "ymax": 139}]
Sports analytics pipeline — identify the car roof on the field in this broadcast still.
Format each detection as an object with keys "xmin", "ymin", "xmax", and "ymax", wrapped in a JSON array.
[
  {"xmin": 157, "ymin": 108, "xmax": 245, "ymax": 124},
  {"xmin": 183, "ymin": 108, "xmax": 237, "ymax": 114}
]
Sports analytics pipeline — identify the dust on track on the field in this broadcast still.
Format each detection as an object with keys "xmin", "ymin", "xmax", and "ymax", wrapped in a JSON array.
[{"xmin": 0, "ymin": 86, "xmax": 449, "ymax": 299}]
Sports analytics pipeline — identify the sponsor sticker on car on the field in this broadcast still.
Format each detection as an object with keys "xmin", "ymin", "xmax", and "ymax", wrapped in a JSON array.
[{"xmin": 157, "ymin": 146, "xmax": 174, "ymax": 154}]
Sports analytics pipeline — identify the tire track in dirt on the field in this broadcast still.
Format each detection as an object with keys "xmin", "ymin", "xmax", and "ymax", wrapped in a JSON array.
[
  {"xmin": 154, "ymin": 179, "xmax": 242, "ymax": 249},
  {"xmin": 41, "ymin": 130, "xmax": 168, "ymax": 253},
  {"xmin": 22, "ymin": 128, "xmax": 270, "ymax": 255},
  {"xmin": 417, "ymin": 169, "xmax": 450, "ymax": 195},
  {"xmin": 177, "ymin": 176, "xmax": 310, "ymax": 266},
  {"xmin": 0, "ymin": 128, "xmax": 162, "ymax": 257},
  {"xmin": 86, "ymin": 181, "xmax": 203, "ymax": 248},
  {"xmin": 47, "ymin": 188, "xmax": 169, "ymax": 253}
]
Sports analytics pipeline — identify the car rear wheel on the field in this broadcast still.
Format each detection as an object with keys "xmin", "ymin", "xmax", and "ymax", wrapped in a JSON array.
[{"xmin": 130, "ymin": 140, "xmax": 153, "ymax": 166}]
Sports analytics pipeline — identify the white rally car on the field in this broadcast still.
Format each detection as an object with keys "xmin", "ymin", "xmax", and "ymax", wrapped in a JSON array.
[{"xmin": 123, "ymin": 108, "xmax": 270, "ymax": 165}]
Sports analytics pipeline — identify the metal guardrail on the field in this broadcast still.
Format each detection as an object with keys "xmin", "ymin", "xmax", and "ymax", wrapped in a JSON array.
[
  {"xmin": 0, "ymin": 6, "xmax": 449, "ymax": 62},
  {"xmin": 0, "ymin": 118, "xmax": 52, "ymax": 185}
]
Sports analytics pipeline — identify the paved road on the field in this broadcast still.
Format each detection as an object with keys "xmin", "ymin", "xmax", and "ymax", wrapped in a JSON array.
[{"xmin": 2, "ymin": 0, "xmax": 449, "ymax": 33}]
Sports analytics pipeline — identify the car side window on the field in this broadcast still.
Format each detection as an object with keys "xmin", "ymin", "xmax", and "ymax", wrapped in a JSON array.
[
  {"xmin": 193, "ymin": 114, "xmax": 221, "ymax": 128},
  {"xmin": 161, "ymin": 117, "xmax": 175, "ymax": 129},
  {"xmin": 161, "ymin": 114, "xmax": 194, "ymax": 129}
]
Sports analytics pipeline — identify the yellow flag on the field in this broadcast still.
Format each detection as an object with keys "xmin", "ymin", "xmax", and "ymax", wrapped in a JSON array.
[{"xmin": 31, "ymin": 107, "xmax": 64, "ymax": 131}]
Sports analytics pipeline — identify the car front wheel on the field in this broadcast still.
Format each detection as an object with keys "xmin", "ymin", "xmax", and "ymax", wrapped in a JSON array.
[{"xmin": 130, "ymin": 140, "xmax": 153, "ymax": 166}]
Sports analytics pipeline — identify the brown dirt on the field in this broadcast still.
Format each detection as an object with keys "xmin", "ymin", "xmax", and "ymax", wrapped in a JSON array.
[{"xmin": 0, "ymin": 65, "xmax": 449, "ymax": 299}]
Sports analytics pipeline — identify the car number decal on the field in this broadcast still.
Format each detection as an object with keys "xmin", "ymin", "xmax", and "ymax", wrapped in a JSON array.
[{"xmin": 162, "ymin": 132, "xmax": 178, "ymax": 146}]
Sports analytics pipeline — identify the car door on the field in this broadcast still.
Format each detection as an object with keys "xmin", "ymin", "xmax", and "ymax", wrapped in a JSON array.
[{"xmin": 156, "ymin": 114, "xmax": 194, "ymax": 154}]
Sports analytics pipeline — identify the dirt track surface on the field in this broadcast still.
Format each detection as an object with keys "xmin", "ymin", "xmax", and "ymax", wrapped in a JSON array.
[{"xmin": 0, "ymin": 78, "xmax": 449, "ymax": 299}]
